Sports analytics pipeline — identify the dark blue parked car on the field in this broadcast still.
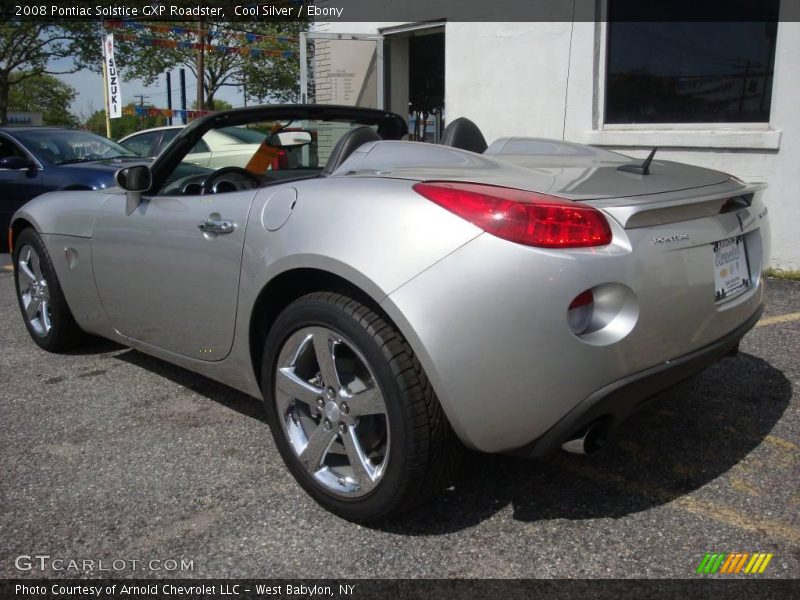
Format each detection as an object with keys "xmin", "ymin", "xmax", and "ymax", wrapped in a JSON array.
[{"xmin": 0, "ymin": 127, "xmax": 149, "ymax": 247}]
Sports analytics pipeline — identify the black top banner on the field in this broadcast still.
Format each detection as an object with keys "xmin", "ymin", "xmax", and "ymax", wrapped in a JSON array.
[
  {"xmin": 1, "ymin": 0, "xmax": 796, "ymax": 22},
  {"xmin": 2, "ymin": 579, "xmax": 799, "ymax": 600}
]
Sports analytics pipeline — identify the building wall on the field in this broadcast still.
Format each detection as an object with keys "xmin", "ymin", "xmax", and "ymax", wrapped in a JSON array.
[
  {"xmin": 444, "ymin": 22, "xmax": 574, "ymax": 141},
  {"xmin": 387, "ymin": 36, "xmax": 410, "ymax": 120},
  {"xmin": 564, "ymin": 20, "xmax": 800, "ymax": 270},
  {"xmin": 326, "ymin": 16, "xmax": 800, "ymax": 268}
]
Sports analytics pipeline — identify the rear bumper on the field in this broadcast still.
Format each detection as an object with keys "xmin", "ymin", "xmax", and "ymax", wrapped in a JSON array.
[
  {"xmin": 513, "ymin": 303, "xmax": 763, "ymax": 458},
  {"xmin": 383, "ymin": 227, "xmax": 766, "ymax": 453}
]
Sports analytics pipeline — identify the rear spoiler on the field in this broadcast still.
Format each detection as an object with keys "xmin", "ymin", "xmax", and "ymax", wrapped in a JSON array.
[{"xmin": 587, "ymin": 180, "xmax": 768, "ymax": 229}]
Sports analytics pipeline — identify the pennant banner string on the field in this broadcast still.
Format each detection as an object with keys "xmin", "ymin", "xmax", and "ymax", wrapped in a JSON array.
[
  {"xmin": 123, "ymin": 105, "xmax": 215, "ymax": 119},
  {"xmin": 113, "ymin": 32, "xmax": 298, "ymax": 58},
  {"xmin": 105, "ymin": 20, "xmax": 299, "ymax": 46}
]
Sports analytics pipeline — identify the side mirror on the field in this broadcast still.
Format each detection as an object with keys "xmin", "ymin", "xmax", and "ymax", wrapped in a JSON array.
[
  {"xmin": 0, "ymin": 156, "xmax": 36, "ymax": 170},
  {"xmin": 116, "ymin": 165, "xmax": 152, "ymax": 192},
  {"xmin": 268, "ymin": 130, "xmax": 312, "ymax": 148},
  {"xmin": 116, "ymin": 165, "xmax": 152, "ymax": 214}
]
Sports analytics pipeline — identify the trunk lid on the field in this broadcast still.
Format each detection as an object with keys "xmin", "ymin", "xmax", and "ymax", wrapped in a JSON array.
[
  {"xmin": 523, "ymin": 159, "xmax": 730, "ymax": 201},
  {"xmin": 481, "ymin": 140, "xmax": 757, "ymax": 228},
  {"xmin": 483, "ymin": 139, "xmax": 731, "ymax": 201},
  {"xmin": 336, "ymin": 139, "xmax": 762, "ymax": 228},
  {"xmin": 338, "ymin": 140, "xmax": 731, "ymax": 203}
]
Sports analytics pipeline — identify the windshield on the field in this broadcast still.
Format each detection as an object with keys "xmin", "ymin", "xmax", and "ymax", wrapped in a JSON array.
[
  {"xmin": 158, "ymin": 119, "xmax": 381, "ymax": 195},
  {"xmin": 13, "ymin": 130, "xmax": 137, "ymax": 165}
]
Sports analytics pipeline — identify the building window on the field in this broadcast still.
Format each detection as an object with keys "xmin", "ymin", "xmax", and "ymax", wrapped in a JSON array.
[{"xmin": 605, "ymin": 0, "xmax": 779, "ymax": 124}]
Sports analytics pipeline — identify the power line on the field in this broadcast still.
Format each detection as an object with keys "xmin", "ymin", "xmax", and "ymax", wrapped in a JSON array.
[{"xmin": 139, "ymin": 83, "xmax": 196, "ymax": 99}]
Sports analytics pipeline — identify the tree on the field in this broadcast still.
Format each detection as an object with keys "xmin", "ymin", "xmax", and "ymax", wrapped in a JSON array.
[
  {"xmin": 8, "ymin": 73, "xmax": 78, "ymax": 126},
  {"xmin": 192, "ymin": 98, "xmax": 233, "ymax": 111},
  {"xmin": 84, "ymin": 103, "xmax": 162, "ymax": 140},
  {"xmin": 0, "ymin": 22, "xmax": 98, "ymax": 124},
  {"xmin": 115, "ymin": 22, "xmax": 307, "ymax": 111}
]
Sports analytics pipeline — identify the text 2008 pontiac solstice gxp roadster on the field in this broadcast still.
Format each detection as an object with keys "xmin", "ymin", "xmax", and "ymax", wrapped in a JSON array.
[{"xmin": 11, "ymin": 105, "xmax": 769, "ymax": 521}]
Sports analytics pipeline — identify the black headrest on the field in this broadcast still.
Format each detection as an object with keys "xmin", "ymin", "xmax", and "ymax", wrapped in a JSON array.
[
  {"xmin": 441, "ymin": 117, "xmax": 488, "ymax": 154},
  {"xmin": 323, "ymin": 126, "xmax": 382, "ymax": 175}
]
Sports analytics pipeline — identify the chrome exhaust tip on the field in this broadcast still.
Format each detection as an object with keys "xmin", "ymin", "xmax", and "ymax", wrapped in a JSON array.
[{"xmin": 561, "ymin": 423, "xmax": 609, "ymax": 455}]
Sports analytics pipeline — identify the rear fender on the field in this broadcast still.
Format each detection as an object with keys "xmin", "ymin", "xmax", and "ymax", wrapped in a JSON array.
[{"xmin": 229, "ymin": 176, "xmax": 483, "ymax": 398}]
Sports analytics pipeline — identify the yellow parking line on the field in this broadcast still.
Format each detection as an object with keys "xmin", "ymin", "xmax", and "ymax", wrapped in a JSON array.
[
  {"xmin": 757, "ymin": 312, "xmax": 800, "ymax": 327},
  {"xmin": 764, "ymin": 434, "xmax": 799, "ymax": 452},
  {"xmin": 1, "ymin": 265, "xmax": 12, "ymax": 272},
  {"xmin": 555, "ymin": 456, "xmax": 800, "ymax": 545}
]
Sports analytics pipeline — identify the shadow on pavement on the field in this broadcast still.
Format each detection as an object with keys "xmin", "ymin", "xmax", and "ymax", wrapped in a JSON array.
[
  {"xmin": 114, "ymin": 348, "xmax": 267, "ymax": 423},
  {"xmin": 382, "ymin": 352, "xmax": 791, "ymax": 534},
  {"xmin": 62, "ymin": 336, "xmax": 126, "ymax": 356},
  {"xmin": 112, "ymin": 348, "xmax": 790, "ymax": 534}
]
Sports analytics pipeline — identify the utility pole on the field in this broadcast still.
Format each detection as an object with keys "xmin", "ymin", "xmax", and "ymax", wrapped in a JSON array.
[
  {"xmin": 179, "ymin": 68, "xmax": 187, "ymax": 125},
  {"xmin": 134, "ymin": 94, "xmax": 150, "ymax": 127},
  {"xmin": 196, "ymin": 17, "xmax": 205, "ymax": 113},
  {"xmin": 101, "ymin": 33, "xmax": 112, "ymax": 138},
  {"xmin": 166, "ymin": 72, "xmax": 173, "ymax": 126}
]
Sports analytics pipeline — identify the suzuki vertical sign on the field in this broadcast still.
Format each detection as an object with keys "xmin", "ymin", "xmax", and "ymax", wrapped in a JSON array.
[{"xmin": 103, "ymin": 34, "xmax": 122, "ymax": 119}]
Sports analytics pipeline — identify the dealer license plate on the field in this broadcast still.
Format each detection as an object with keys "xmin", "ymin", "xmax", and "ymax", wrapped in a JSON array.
[{"xmin": 713, "ymin": 235, "xmax": 751, "ymax": 302}]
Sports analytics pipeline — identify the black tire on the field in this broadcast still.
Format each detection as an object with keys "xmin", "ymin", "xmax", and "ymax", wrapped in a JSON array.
[
  {"xmin": 13, "ymin": 228, "xmax": 86, "ymax": 352},
  {"xmin": 262, "ymin": 291, "xmax": 462, "ymax": 522}
]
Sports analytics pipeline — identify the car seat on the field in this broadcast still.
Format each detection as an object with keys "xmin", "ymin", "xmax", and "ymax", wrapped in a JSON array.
[
  {"xmin": 441, "ymin": 117, "xmax": 488, "ymax": 154},
  {"xmin": 323, "ymin": 126, "xmax": 382, "ymax": 175}
]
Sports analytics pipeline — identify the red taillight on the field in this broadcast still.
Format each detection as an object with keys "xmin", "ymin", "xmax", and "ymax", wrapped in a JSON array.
[{"xmin": 413, "ymin": 181, "xmax": 612, "ymax": 248}]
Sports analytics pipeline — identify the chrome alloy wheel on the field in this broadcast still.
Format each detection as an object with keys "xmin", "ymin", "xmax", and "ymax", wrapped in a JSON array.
[
  {"xmin": 16, "ymin": 244, "xmax": 52, "ymax": 337},
  {"xmin": 275, "ymin": 326, "xmax": 390, "ymax": 497}
]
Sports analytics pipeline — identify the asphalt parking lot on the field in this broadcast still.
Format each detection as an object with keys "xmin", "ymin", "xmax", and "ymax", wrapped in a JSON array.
[{"xmin": 0, "ymin": 264, "xmax": 798, "ymax": 579}]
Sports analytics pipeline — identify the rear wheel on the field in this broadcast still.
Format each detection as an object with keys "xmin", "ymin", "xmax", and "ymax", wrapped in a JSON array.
[
  {"xmin": 13, "ymin": 228, "xmax": 86, "ymax": 352},
  {"xmin": 262, "ymin": 291, "xmax": 461, "ymax": 522}
]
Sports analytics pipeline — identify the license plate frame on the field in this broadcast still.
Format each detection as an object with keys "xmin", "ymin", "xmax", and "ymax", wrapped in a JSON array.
[{"xmin": 713, "ymin": 235, "xmax": 751, "ymax": 302}]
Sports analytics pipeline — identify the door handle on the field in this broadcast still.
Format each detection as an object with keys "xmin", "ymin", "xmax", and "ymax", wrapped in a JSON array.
[{"xmin": 198, "ymin": 218, "xmax": 236, "ymax": 234}]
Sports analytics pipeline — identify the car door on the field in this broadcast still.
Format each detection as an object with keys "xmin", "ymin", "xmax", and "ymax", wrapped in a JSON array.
[
  {"xmin": 0, "ymin": 134, "xmax": 49, "ymax": 229},
  {"xmin": 119, "ymin": 130, "xmax": 161, "ymax": 158},
  {"xmin": 90, "ymin": 186, "xmax": 258, "ymax": 361},
  {"xmin": 143, "ymin": 128, "xmax": 213, "ymax": 167},
  {"xmin": 185, "ymin": 138, "xmax": 213, "ymax": 167},
  {"xmin": 152, "ymin": 128, "xmax": 179, "ymax": 155}
]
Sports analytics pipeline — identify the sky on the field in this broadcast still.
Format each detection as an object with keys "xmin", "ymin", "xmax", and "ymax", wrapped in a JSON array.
[{"xmin": 50, "ymin": 54, "xmax": 245, "ymax": 122}]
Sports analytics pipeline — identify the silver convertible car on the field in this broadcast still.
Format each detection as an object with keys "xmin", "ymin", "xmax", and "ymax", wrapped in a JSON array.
[{"xmin": 10, "ymin": 105, "xmax": 769, "ymax": 521}]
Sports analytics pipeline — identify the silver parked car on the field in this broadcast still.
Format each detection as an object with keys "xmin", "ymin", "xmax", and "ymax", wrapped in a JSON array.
[
  {"xmin": 10, "ymin": 105, "xmax": 769, "ymax": 521},
  {"xmin": 119, "ymin": 124, "xmax": 274, "ymax": 168}
]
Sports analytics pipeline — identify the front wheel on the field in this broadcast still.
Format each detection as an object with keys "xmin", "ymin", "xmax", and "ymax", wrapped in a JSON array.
[
  {"xmin": 261, "ymin": 292, "xmax": 461, "ymax": 522},
  {"xmin": 13, "ymin": 228, "xmax": 86, "ymax": 352}
]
